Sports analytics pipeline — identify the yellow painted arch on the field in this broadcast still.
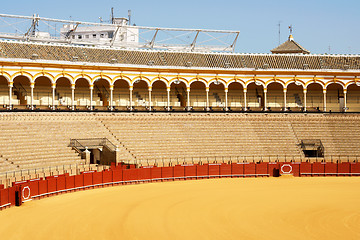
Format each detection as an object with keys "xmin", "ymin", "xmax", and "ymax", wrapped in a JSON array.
[
  {"xmin": 11, "ymin": 71, "xmax": 33, "ymax": 82},
  {"xmin": 169, "ymin": 77, "xmax": 189, "ymax": 87},
  {"xmin": 151, "ymin": 77, "xmax": 169, "ymax": 88}
]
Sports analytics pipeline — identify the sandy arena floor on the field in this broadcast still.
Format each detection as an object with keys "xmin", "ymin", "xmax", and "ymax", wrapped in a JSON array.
[{"xmin": 0, "ymin": 177, "xmax": 360, "ymax": 240}]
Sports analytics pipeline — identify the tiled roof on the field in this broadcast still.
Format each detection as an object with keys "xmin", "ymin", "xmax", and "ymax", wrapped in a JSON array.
[
  {"xmin": 271, "ymin": 35, "xmax": 310, "ymax": 54},
  {"xmin": 0, "ymin": 40, "xmax": 358, "ymax": 70}
]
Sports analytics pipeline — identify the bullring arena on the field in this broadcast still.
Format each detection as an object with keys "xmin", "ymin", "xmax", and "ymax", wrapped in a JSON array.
[{"xmin": 0, "ymin": 13, "xmax": 360, "ymax": 240}]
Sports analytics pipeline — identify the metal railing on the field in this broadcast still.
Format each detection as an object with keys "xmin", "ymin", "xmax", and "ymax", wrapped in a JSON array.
[
  {"xmin": 69, "ymin": 138, "xmax": 117, "ymax": 152},
  {"xmin": 124, "ymin": 154, "xmax": 360, "ymax": 166}
]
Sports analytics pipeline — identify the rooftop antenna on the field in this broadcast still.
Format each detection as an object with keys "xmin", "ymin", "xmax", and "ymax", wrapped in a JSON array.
[
  {"xmin": 128, "ymin": 10, "xmax": 131, "ymax": 26},
  {"xmin": 111, "ymin": 7, "xmax": 114, "ymax": 24},
  {"xmin": 277, "ymin": 21, "xmax": 282, "ymax": 45}
]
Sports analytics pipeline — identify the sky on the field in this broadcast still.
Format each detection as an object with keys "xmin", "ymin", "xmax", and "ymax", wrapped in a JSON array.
[{"xmin": 1, "ymin": 0, "xmax": 359, "ymax": 54}]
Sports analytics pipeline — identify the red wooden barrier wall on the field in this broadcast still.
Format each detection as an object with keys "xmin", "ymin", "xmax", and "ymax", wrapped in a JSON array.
[
  {"xmin": 174, "ymin": 165, "xmax": 185, "ymax": 179},
  {"xmin": 220, "ymin": 163, "xmax": 231, "ymax": 177},
  {"xmin": 112, "ymin": 169, "xmax": 123, "ymax": 183},
  {"xmin": 38, "ymin": 179, "xmax": 48, "ymax": 195},
  {"xmin": 2, "ymin": 161, "xmax": 360, "ymax": 210},
  {"xmin": 312, "ymin": 162, "xmax": 325, "ymax": 176},
  {"xmin": 244, "ymin": 163, "xmax": 256, "ymax": 177},
  {"xmin": 268, "ymin": 163, "xmax": 279, "ymax": 177},
  {"xmin": 351, "ymin": 162, "xmax": 360, "ymax": 175},
  {"xmin": 196, "ymin": 164, "xmax": 208, "ymax": 178},
  {"xmin": 66, "ymin": 175, "xmax": 75, "ymax": 190},
  {"xmin": 0, "ymin": 188, "xmax": 9, "ymax": 207},
  {"xmin": 300, "ymin": 162, "xmax": 312, "ymax": 176},
  {"xmin": 256, "ymin": 162, "xmax": 268, "ymax": 176},
  {"xmin": 102, "ymin": 170, "xmax": 113, "ymax": 184},
  {"xmin": 208, "ymin": 164, "xmax": 220, "ymax": 177},
  {"xmin": 57, "ymin": 177, "xmax": 66, "ymax": 191},
  {"xmin": 338, "ymin": 162, "xmax": 350, "ymax": 175},
  {"xmin": 184, "ymin": 165, "xmax": 197, "ymax": 179},
  {"xmin": 290, "ymin": 162, "xmax": 301, "ymax": 177},
  {"xmin": 83, "ymin": 172, "xmax": 93, "ymax": 187},
  {"xmin": 151, "ymin": 167, "xmax": 162, "ymax": 180},
  {"xmin": 324, "ymin": 162, "xmax": 337, "ymax": 175},
  {"xmin": 231, "ymin": 163, "xmax": 244, "ymax": 176},
  {"xmin": 162, "ymin": 166, "xmax": 174, "ymax": 179},
  {"xmin": 74, "ymin": 175, "xmax": 83, "ymax": 188},
  {"xmin": 93, "ymin": 172, "xmax": 103, "ymax": 185}
]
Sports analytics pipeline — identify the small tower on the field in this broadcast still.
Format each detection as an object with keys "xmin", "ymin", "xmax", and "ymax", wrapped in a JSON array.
[{"xmin": 271, "ymin": 26, "xmax": 310, "ymax": 54}]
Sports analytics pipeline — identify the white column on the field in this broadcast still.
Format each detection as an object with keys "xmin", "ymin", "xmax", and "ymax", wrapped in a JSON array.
[
  {"xmin": 243, "ymin": 88, "xmax": 247, "ymax": 111},
  {"xmin": 110, "ymin": 85, "xmax": 114, "ymax": 110},
  {"xmin": 71, "ymin": 83, "xmax": 75, "ymax": 110},
  {"xmin": 167, "ymin": 87, "xmax": 170, "ymax": 111},
  {"xmin": 30, "ymin": 82, "xmax": 34, "ymax": 110},
  {"xmin": 323, "ymin": 89, "xmax": 327, "ymax": 112},
  {"xmin": 264, "ymin": 88, "xmax": 267, "ymax": 111},
  {"xmin": 283, "ymin": 88, "xmax": 287, "ymax": 111},
  {"xmin": 8, "ymin": 82, "xmax": 13, "ymax": 110},
  {"xmin": 129, "ymin": 86, "xmax": 133, "ymax": 110},
  {"xmin": 206, "ymin": 87, "xmax": 209, "ymax": 111},
  {"xmin": 225, "ymin": 88, "xmax": 228, "ymax": 111},
  {"xmin": 90, "ymin": 85, "xmax": 93, "ymax": 110},
  {"xmin": 186, "ymin": 87, "xmax": 190, "ymax": 110},
  {"xmin": 344, "ymin": 89, "xmax": 347, "ymax": 112},
  {"xmin": 148, "ymin": 86, "xmax": 152, "ymax": 111},
  {"xmin": 303, "ymin": 89, "xmax": 307, "ymax": 112},
  {"xmin": 51, "ymin": 83, "xmax": 56, "ymax": 110}
]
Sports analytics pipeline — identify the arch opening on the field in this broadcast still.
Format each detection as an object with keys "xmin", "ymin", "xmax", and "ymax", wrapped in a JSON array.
[
  {"xmin": 286, "ymin": 82, "xmax": 304, "ymax": 111},
  {"xmin": 307, "ymin": 83, "xmax": 323, "ymax": 111},
  {"xmin": 209, "ymin": 82, "xmax": 225, "ymax": 108},
  {"xmin": 34, "ymin": 77, "xmax": 52, "ymax": 108},
  {"xmin": 170, "ymin": 81, "xmax": 187, "ymax": 108},
  {"xmin": 247, "ymin": 82, "xmax": 264, "ymax": 110},
  {"xmin": 0, "ymin": 76, "xmax": 9, "ymax": 107},
  {"xmin": 56, "ymin": 77, "xmax": 72, "ymax": 106},
  {"xmin": 347, "ymin": 83, "xmax": 360, "ymax": 112},
  {"xmin": 326, "ymin": 83, "xmax": 344, "ymax": 112},
  {"xmin": 113, "ymin": 79, "xmax": 130, "ymax": 109},
  {"xmin": 75, "ymin": 78, "xmax": 90, "ymax": 108},
  {"xmin": 267, "ymin": 82, "xmax": 284, "ymax": 110},
  {"xmin": 190, "ymin": 81, "xmax": 206, "ymax": 109},
  {"xmin": 152, "ymin": 80, "xmax": 167, "ymax": 109},
  {"xmin": 132, "ymin": 80, "xmax": 148, "ymax": 108},
  {"xmin": 94, "ymin": 79, "xmax": 110, "ymax": 107},
  {"xmin": 13, "ymin": 76, "xmax": 31, "ymax": 106},
  {"xmin": 227, "ymin": 82, "xmax": 244, "ymax": 110}
]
